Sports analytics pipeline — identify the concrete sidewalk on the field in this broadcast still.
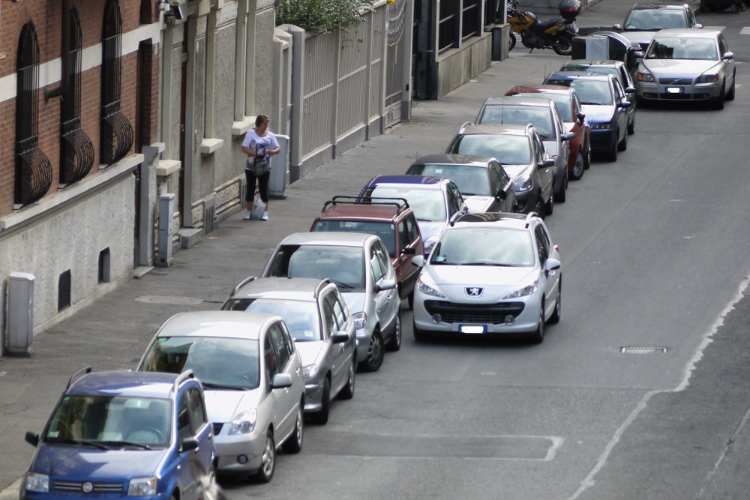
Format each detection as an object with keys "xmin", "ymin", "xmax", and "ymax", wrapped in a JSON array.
[{"xmin": 0, "ymin": 48, "xmax": 567, "ymax": 491}]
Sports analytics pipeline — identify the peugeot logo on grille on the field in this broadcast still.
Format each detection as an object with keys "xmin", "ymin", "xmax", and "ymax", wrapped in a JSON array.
[
  {"xmin": 466, "ymin": 287, "xmax": 483, "ymax": 297},
  {"xmin": 81, "ymin": 482, "xmax": 94, "ymax": 494}
]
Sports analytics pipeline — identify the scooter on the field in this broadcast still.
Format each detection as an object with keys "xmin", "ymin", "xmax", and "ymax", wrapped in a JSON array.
[{"xmin": 505, "ymin": 0, "xmax": 580, "ymax": 56}]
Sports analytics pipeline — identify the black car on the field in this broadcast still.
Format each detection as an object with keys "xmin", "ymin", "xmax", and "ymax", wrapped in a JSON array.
[{"xmin": 406, "ymin": 155, "xmax": 517, "ymax": 215}]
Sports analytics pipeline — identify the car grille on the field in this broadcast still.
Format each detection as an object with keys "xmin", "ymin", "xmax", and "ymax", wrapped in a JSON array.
[
  {"xmin": 424, "ymin": 301, "xmax": 525, "ymax": 324},
  {"xmin": 213, "ymin": 422, "xmax": 224, "ymax": 435},
  {"xmin": 53, "ymin": 480, "xmax": 124, "ymax": 494},
  {"xmin": 658, "ymin": 77, "xmax": 693, "ymax": 85},
  {"xmin": 659, "ymin": 92, "xmax": 710, "ymax": 100}
]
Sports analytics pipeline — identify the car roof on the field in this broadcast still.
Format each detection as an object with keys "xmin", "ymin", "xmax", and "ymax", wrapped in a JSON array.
[
  {"xmin": 562, "ymin": 60, "xmax": 624, "ymax": 68},
  {"xmin": 458, "ymin": 123, "xmax": 533, "ymax": 136},
  {"xmin": 67, "ymin": 371, "xmax": 181, "ymax": 398},
  {"xmin": 631, "ymin": 4, "xmax": 687, "ymax": 10},
  {"xmin": 451, "ymin": 212, "xmax": 537, "ymax": 230},
  {"xmin": 483, "ymin": 96, "xmax": 554, "ymax": 108},
  {"xmin": 413, "ymin": 154, "xmax": 492, "ymax": 167},
  {"xmin": 367, "ymin": 175, "xmax": 442, "ymax": 186},
  {"xmin": 548, "ymin": 71, "xmax": 613, "ymax": 83},
  {"xmin": 507, "ymin": 84, "xmax": 572, "ymax": 95},
  {"xmin": 656, "ymin": 28, "xmax": 719, "ymax": 38},
  {"xmin": 319, "ymin": 203, "xmax": 402, "ymax": 221},
  {"xmin": 232, "ymin": 277, "xmax": 326, "ymax": 301},
  {"xmin": 279, "ymin": 231, "xmax": 374, "ymax": 247},
  {"xmin": 157, "ymin": 311, "xmax": 278, "ymax": 340}
]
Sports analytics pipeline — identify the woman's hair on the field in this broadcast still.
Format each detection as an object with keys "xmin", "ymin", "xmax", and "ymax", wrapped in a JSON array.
[{"xmin": 255, "ymin": 114, "xmax": 269, "ymax": 127}]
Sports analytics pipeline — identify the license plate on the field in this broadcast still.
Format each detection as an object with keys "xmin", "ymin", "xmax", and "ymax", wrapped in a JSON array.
[
  {"xmin": 666, "ymin": 87, "xmax": 682, "ymax": 94},
  {"xmin": 459, "ymin": 325, "xmax": 487, "ymax": 335}
]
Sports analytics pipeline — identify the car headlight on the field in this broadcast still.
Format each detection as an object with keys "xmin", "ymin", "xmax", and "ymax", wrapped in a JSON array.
[
  {"xmin": 228, "ymin": 409, "xmax": 257, "ymax": 435},
  {"xmin": 303, "ymin": 364, "xmax": 316, "ymax": 379},
  {"xmin": 352, "ymin": 311, "xmax": 367, "ymax": 331},
  {"xmin": 25, "ymin": 473, "xmax": 49, "ymax": 493},
  {"xmin": 636, "ymin": 70, "xmax": 655, "ymax": 82},
  {"xmin": 695, "ymin": 73, "xmax": 719, "ymax": 84},
  {"xmin": 503, "ymin": 281, "xmax": 539, "ymax": 299},
  {"xmin": 589, "ymin": 122, "xmax": 610, "ymax": 130},
  {"xmin": 512, "ymin": 176, "xmax": 533, "ymax": 193},
  {"xmin": 417, "ymin": 274, "xmax": 445, "ymax": 299},
  {"xmin": 127, "ymin": 477, "xmax": 157, "ymax": 497}
]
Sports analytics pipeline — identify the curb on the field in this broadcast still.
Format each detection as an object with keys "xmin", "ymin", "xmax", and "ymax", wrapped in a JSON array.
[{"xmin": 0, "ymin": 479, "xmax": 20, "ymax": 500}]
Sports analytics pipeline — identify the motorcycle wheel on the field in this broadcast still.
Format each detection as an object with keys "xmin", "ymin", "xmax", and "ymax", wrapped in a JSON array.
[
  {"xmin": 521, "ymin": 33, "xmax": 535, "ymax": 49},
  {"xmin": 553, "ymin": 37, "xmax": 573, "ymax": 56},
  {"xmin": 509, "ymin": 32, "xmax": 517, "ymax": 51}
]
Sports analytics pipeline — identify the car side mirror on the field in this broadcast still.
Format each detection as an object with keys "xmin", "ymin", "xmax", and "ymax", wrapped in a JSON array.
[
  {"xmin": 540, "ymin": 159, "xmax": 555, "ymax": 168},
  {"xmin": 561, "ymin": 132, "xmax": 575, "ymax": 141},
  {"xmin": 722, "ymin": 51, "xmax": 734, "ymax": 61},
  {"xmin": 331, "ymin": 333, "xmax": 350, "ymax": 344},
  {"xmin": 544, "ymin": 258, "xmax": 561, "ymax": 273},
  {"xmin": 412, "ymin": 255, "xmax": 425, "ymax": 267},
  {"xmin": 402, "ymin": 247, "xmax": 416, "ymax": 256},
  {"xmin": 181, "ymin": 437, "xmax": 200, "ymax": 452},
  {"xmin": 625, "ymin": 86, "xmax": 636, "ymax": 94},
  {"xmin": 376, "ymin": 278, "xmax": 397, "ymax": 292},
  {"xmin": 632, "ymin": 50, "xmax": 645, "ymax": 60},
  {"xmin": 695, "ymin": 23, "xmax": 703, "ymax": 29},
  {"xmin": 619, "ymin": 99, "xmax": 632, "ymax": 109},
  {"xmin": 25, "ymin": 432, "xmax": 39, "ymax": 447},
  {"xmin": 271, "ymin": 373, "xmax": 293, "ymax": 390},
  {"xmin": 613, "ymin": 23, "xmax": 622, "ymax": 30}
]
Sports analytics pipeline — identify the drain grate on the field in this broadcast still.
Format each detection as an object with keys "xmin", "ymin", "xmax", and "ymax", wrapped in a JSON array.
[{"xmin": 620, "ymin": 345, "xmax": 669, "ymax": 354}]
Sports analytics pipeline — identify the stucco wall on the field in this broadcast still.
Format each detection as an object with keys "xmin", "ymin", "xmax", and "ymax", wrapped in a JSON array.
[{"xmin": 437, "ymin": 34, "xmax": 492, "ymax": 97}]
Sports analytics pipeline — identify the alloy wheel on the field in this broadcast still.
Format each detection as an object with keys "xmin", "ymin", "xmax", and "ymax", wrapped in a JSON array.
[{"xmin": 572, "ymin": 151, "xmax": 584, "ymax": 180}]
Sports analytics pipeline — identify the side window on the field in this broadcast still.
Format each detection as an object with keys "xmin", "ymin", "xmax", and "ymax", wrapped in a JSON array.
[
  {"xmin": 187, "ymin": 388, "xmax": 207, "ymax": 434},
  {"xmin": 177, "ymin": 393, "xmax": 192, "ymax": 440},
  {"xmin": 370, "ymin": 247, "xmax": 384, "ymax": 282},
  {"xmin": 375, "ymin": 241, "xmax": 391, "ymax": 276},
  {"xmin": 620, "ymin": 68, "xmax": 631, "ymax": 89},
  {"xmin": 406, "ymin": 215, "xmax": 419, "ymax": 243},
  {"xmin": 269, "ymin": 323, "xmax": 291, "ymax": 370},
  {"xmin": 264, "ymin": 335, "xmax": 278, "ymax": 380},
  {"xmin": 534, "ymin": 226, "xmax": 549, "ymax": 263},
  {"xmin": 322, "ymin": 293, "xmax": 338, "ymax": 335},
  {"xmin": 535, "ymin": 135, "xmax": 545, "ymax": 162},
  {"xmin": 446, "ymin": 187, "xmax": 460, "ymax": 215},
  {"xmin": 332, "ymin": 296, "xmax": 347, "ymax": 330},
  {"xmin": 398, "ymin": 221, "xmax": 409, "ymax": 251},
  {"xmin": 719, "ymin": 36, "xmax": 727, "ymax": 55},
  {"xmin": 497, "ymin": 164, "xmax": 510, "ymax": 187},
  {"xmin": 280, "ymin": 322, "xmax": 295, "ymax": 354},
  {"xmin": 488, "ymin": 164, "xmax": 501, "ymax": 194}
]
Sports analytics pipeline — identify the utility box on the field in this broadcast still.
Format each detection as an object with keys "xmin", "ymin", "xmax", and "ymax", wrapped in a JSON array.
[
  {"xmin": 5, "ymin": 272, "xmax": 35, "ymax": 356},
  {"xmin": 269, "ymin": 135, "xmax": 290, "ymax": 199}
]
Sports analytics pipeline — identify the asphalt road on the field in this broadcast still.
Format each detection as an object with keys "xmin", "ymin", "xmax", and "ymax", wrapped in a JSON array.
[{"xmin": 218, "ymin": 5, "xmax": 750, "ymax": 500}]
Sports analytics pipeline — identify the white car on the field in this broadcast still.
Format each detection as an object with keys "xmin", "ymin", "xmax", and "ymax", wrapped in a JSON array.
[{"xmin": 412, "ymin": 212, "xmax": 562, "ymax": 343}]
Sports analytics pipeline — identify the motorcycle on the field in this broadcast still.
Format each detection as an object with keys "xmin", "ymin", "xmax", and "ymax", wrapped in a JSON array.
[{"xmin": 505, "ymin": 0, "xmax": 580, "ymax": 56}]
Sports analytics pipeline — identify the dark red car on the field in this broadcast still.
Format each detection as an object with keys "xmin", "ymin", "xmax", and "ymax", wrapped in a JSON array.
[
  {"xmin": 310, "ymin": 196, "xmax": 424, "ymax": 307},
  {"xmin": 506, "ymin": 85, "xmax": 591, "ymax": 180}
]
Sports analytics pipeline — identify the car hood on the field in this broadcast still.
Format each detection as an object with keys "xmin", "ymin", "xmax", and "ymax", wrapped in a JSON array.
[
  {"xmin": 342, "ymin": 292, "xmax": 366, "ymax": 315},
  {"xmin": 543, "ymin": 141, "xmax": 559, "ymax": 158},
  {"xmin": 205, "ymin": 389, "xmax": 260, "ymax": 423},
  {"xmin": 426, "ymin": 265, "xmax": 539, "ymax": 302},
  {"xmin": 294, "ymin": 341, "xmax": 325, "ymax": 367},
  {"xmin": 643, "ymin": 59, "xmax": 719, "ymax": 78},
  {"xmin": 622, "ymin": 31, "xmax": 656, "ymax": 47},
  {"xmin": 464, "ymin": 196, "xmax": 496, "ymax": 213},
  {"xmin": 32, "ymin": 445, "xmax": 166, "ymax": 478},
  {"xmin": 581, "ymin": 104, "xmax": 615, "ymax": 124},
  {"xmin": 418, "ymin": 221, "xmax": 446, "ymax": 245},
  {"xmin": 503, "ymin": 164, "xmax": 532, "ymax": 181}
]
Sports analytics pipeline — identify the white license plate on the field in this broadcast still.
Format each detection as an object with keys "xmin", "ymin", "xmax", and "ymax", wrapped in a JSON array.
[
  {"xmin": 459, "ymin": 325, "xmax": 487, "ymax": 335},
  {"xmin": 666, "ymin": 87, "xmax": 682, "ymax": 94}
]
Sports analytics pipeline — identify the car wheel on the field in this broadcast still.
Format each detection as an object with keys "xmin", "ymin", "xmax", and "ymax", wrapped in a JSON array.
[
  {"xmin": 571, "ymin": 151, "xmax": 585, "ymax": 180},
  {"xmin": 618, "ymin": 129, "xmax": 628, "ymax": 151},
  {"xmin": 284, "ymin": 403, "xmax": 304, "ymax": 452},
  {"xmin": 583, "ymin": 143, "xmax": 591, "ymax": 170},
  {"xmin": 386, "ymin": 314, "xmax": 402, "ymax": 352},
  {"xmin": 548, "ymin": 281, "xmax": 562, "ymax": 325},
  {"xmin": 530, "ymin": 304, "xmax": 545, "ymax": 344},
  {"xmin": 627, "ymin": 116, "xmax": 635, "ymax": 135},
  {"xmin": 311, "ymin": 378, "xmax": 330, "ymax": 425},
  {"xmin": 727, "ymin": 72, "xmax": 736, "ymax": 101},
  {"xmin": 533, "ymin": 189, "xmax": 546, "ymax": 217},
  {"xmin": 255, "ymin": 431, "xmax": 275, "ymax": 483},
  {"xmin": 339, "ymin": 360, "xmax": 356, "ymax": 400},
  {"xmin": 544, "ymin": 194, "xmax": 554, "ymax": 216},
  {"xmin": 360, "ymin": 330, "xmax": 384, "ymax": 372},
  {"xmin": 713, "ymin": 81, "xmax": 726, "ymax": 109}
]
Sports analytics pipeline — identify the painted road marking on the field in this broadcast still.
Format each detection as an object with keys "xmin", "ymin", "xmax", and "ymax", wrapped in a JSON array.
[{"xmin": 740, "ymin": 27, "xmax": 750, "ymax": 35}]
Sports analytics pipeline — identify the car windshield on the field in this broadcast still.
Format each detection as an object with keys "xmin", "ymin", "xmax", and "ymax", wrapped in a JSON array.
[
  {"xmin": 312, "ymin": 220, "xmax": 396, "ymax": 256},
  {"xmin": 224, "ymin": 299, "xmax": 321, "ymax": 342},
  {"xmin": 450, "ymin": 134, "xmax": 531, "ymax": 165},
  {"xmin": 44, "ymin": 396, "xmax": 171, "ymax": 448},
  {"xmin": 647, "ymin": 37, "xmax": 718, "ymax": 61},
  {"xmin": 478, "ymin": 105, "xmax": 555, "ymax": 139},
  {"xmin": 369, "ymin": 186, "xmax": 446, "ymax": 222},
  {"xmin": 624, "ymin": 9, "xmax": 686, "ymax": 30},
  {"xmin": 430, "ymin": 228, "xmax": 535, "ymax": 267},
  {"xmin": 514, "ymin": 92, "xmax": 572, "ymax": 121},
  {"xmin": 269, "ymin": 245, "xmax": 366, "ymax": 291},
  {"xmin": 570, "ymin": 80, "xmax": 613, "ymax": 105},
  {"xmin": 408, "ymin": 164, "xmax": 490, "ymax": 196},
  {"xmin": 141, "ymin": 337, "xmax": 260, "ymax": 390}
]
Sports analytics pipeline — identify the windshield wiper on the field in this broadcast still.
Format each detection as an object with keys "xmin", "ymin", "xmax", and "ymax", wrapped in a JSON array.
[
  {"xmin": 201, "ymin": 382, "xmax": 246, "ymax": 391},
  {"xmin": 460, "ymin": 262, "xmax": 515, "ymax": 267},
  {"xmin": 50, "ymin": 438, "xmax": 110, "ymax": 450},
  {"xmin": 335, "ymin": 282, "xmax": 358, "ymax": 290},
  {"xmin": 100, "ymin": 440, "xmax": 152, "ymax": 450},
  {"xmin": 579, "ymin": 102, "xmax": 601, "ymax": 106}
]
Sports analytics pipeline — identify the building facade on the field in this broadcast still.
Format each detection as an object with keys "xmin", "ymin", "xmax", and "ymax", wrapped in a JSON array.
[{"xmin": 0, "ymin": 0, "xmax": 159, "ymax": 334}]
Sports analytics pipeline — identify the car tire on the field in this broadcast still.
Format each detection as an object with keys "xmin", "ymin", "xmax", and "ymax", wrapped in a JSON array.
[
  {"xmin": 413, "ymin": 321, "xmax": 429, "ymax": 342},
  {"xmin": 713, "ymin": 81, "xmax": 726, "ymax": 109},
  {"xmin": 548, "ymin": 281, "xmax": 562, "ymax": 325},
  {"xmin": 583, "ymin": 143, "xmax": 592, "ymax": 170},
  {"xmin": 627, "ymin": 116, "xmax": 635, "ymax": 135},
  {"xmin": 544, "ymin": 195, "xmax": 554, "ymax": 216},
  {"xmin": 530, "ymin": 304, "xmax": 545, "ymax": 344},
  {"xmin": 533, "ymin": 190, "xmax": 546, "ymax": 218},
  {"xmin": 339, "ymin": 360, "xmax": 356, "ymax": 400},
  {"xmin": 255, "ymin": 431, "xmax": 275, "ymax": 483},
  {"xmin": 284, "ymin": 403, "xmax": 304, "ymax": 452},
  {"xmin": 360, "ymin": 330, "xmax": 384, "ymax": 372},
  {"xmin": 408, "ymin": 292, "xmax": 414, "ymax": 310},
  {"xmin": 311, "ymin": 378, "xmax": 330, "ymax": 425},
  {"xmin": 554, "ymin": 171, "xmax": 567, "ymax": 203},
  {"xmin": 386, "ymin": 314, "xmax": 402, "ymax": 351},
  {"xmin": 727, "ymin": 73, "xmax": 736, "ymax": 101},
  {"xmin": 618, "ymin": 129, "xmax": 628, "ymax": 151},
  {"xmin": 571, "ymin": 150, "xmax": 585, "ymax": 180}
]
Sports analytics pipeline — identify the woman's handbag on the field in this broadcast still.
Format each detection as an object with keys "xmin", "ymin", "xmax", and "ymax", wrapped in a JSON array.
[{"xmin": 248, "ymin": 145, "xmax": 271, "ymax": 176}]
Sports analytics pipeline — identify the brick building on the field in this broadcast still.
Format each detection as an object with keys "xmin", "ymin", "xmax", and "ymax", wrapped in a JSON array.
[{"xmin": 0, "ymin": 0, "xmax": 160, "ymax": 335}]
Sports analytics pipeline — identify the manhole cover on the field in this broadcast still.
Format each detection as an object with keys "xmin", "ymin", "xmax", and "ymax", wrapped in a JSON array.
[
  {"xmin": 134, "ymin": 295, "xmax": 204, "ymax": 306},
  {"xmin": 620, "ymin": 346, "xmax": 669, "ymax": 354}
]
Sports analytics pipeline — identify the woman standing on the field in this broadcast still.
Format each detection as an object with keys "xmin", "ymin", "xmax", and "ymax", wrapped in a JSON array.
[{"xmin": 241, "ymin": 115, "xmax": 280, "ymax": 221}]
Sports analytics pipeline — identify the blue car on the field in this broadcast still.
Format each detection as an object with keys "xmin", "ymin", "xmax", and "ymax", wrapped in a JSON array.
[
  {"xmin": 544, "ymin": 71, "xmax": 632, "ymax": 162},
  {"xmin": 22, "ymin": 369, "xmax": 214, "ymax": 500}
]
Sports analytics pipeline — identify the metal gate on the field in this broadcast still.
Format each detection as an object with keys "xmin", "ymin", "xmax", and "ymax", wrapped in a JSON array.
[{"xmin": 385, "ymin": 0, "xmax": 409, "ymax": 126}]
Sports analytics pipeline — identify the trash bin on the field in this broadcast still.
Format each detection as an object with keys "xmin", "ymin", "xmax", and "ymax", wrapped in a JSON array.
[
  {"xmin": 269, "ymin": 134, "xmax": 289, "ymax": 199},
  {"xmin": 5, "ymin": 272, "xmax": 35, "ymax": 357}
]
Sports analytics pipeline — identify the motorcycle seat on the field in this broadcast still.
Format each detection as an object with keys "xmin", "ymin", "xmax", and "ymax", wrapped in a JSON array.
[{"xmin": 537, "ymin": 17, "xmax": 563, "ymax": 30}]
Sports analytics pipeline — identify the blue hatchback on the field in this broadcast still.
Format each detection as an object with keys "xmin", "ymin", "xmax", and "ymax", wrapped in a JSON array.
[{"xmin": 22, "ymin": 369, "xmax": 214, "ymax": 500}]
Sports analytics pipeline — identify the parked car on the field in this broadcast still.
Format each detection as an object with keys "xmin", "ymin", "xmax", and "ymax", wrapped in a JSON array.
[
  {"xmin": 474, "ymin": 96, "xmax": 573, "ymax": 203},
  {"xmin": 635, "ymin": 28, "xmax": 736, "ymax": 109},
  {"xmin": 557, "ymin": 60, "xmax": 637, "ymax": 134},
  {"xmin": 505, "ymin": 84, "xmax": 592, "ymax": 179},
  {"xmin": 359, "ymin": 175, "xmax": 467, "ymax": 255},
  {"xmin": 411, "ymin": 212, "xmax": 562, "ymax": 344},
  {"xmin": 615, "ymin": 3, "xmax": 701, "ymax": 50},
  {"xmin": 22, "ymin": 369, "xmax": 214, "ymax": 500},
  {"xmin": 406, "ymin": 155, "xmax": 517, "ymax": 214},
  {"xmin": 138, "ymin": 311, "xmax": 305, "ymax": 483},
  {"xmin": 447, "ymin": 123, "xmax": 555, "ymax": 216},
  {"xmin": 223, "ymin": 277, "xmax": 356, "ymax": 425},
  {"xmin": 544, "ymin": 72, "xmax": 631, "ymax": 161},
  {"xmin": 262, "ymin": 232, "xmax": 401, "ymax": 372},
  {"xmin": 311, "ymin": 196, "xmax": 423, "ymax": 307}
]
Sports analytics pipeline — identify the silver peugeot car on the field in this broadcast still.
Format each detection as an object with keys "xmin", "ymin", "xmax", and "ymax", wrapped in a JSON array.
[
  {"xmin": 412, "ymin": 212, "xmax": 562, "ymax": 343},
  {"xmin": 262, "ymin": 232, "xmax": 401, "ymax": 372},
  {"xmin": 223, "ymin": 277, "xmax": 357, "ymax": 425},
  {"xmin": 138, "ymin": 311, "xmax": 305, "ymax": 483},
  {"xmin": 635, "ymin": 28, "xmax": 736, "ymax": 109}
]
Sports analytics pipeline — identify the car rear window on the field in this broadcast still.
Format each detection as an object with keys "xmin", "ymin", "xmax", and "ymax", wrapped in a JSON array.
[
  {"xmin": 513, "ymin": 92, "xmax": 572, "ymax": 122},
  {"xmin": 449, "ymin": 134, "xmax": 531, "ymax": 165},
  {"xmin": 478, "ymin": 105, "xmax": 555, "ymax": 140},
  {"xmin": 312, "ymin": 220, "xmax": 396, "ymax": 256},
  {"xmin": 408, "ymin": 164, "xmax": 491, "ymax": 196}
]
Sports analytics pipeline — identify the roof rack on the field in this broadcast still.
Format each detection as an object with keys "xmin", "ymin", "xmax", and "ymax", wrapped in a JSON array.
[
  {"xmin": 172, "ymin": 370, "xmax": 195, "ymax": 393},
  {"xmin": 322, "ymin": 196, "xmax": 410, "ymax": 214},
  {"xmin": 231, "ymin": 275, "xmax": 257, "ymax": 296},
  {"xmin": 66, "ymin": 367, "xmax": 93, "ymax": 390}
]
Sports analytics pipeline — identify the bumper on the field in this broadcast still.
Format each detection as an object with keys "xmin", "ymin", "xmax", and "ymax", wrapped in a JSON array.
[
  {"xmin": 213, "ymin": 431, "xmax": 265, "ymax": 472},
  {"xmin": 637, "ymin": 81, "xmax": 721, "ymax": 102},
  {"xmin": 355, "ymin": 328, "xmax": 371, "ymax": 362},
  {"xmin": 304, "ymin": 380, "xmax": 325, "ymax": 412},
  {"xmin": 23, "ymin": 491, "xmax": 170, "ymax": 500},
  {"xmin": 589, "ymin": 129, "xmax": 617, "ymax": 152}
]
